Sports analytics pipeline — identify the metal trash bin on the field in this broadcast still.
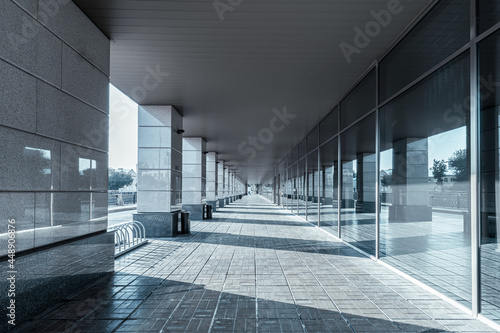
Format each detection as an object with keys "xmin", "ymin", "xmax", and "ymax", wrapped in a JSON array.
[
  {"xmin": 202, "ymin": 203, "xmax": 208, "ymax": 219},
  {"xmin": 206, "ymin": 204, "xmax": 212, "ymax": 219},
  {"xmin": 180, "ymin": 211, "xmax": 190, "ymax": 234}
]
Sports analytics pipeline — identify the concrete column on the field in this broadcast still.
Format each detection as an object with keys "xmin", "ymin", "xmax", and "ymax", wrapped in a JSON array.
[
  {"xmin": 225, "ymin": 168, "xmax": 230, "ymax": 204},
  {"xmin": 206, "ymin": 152, "xmax": 218, "ymax": 212},
  {"xmin": 389, "ymin": 138, "xmax": 432, "ymax": 222},
  {"xmin": 232, "ymin": 173, "xmax": 236, "ymax": 200},
  {"xmin": 134, "ymin": 105, "xmax": 183, "ymax": 237},
  {"xmin": 218, "ymin": 161, "xmax": 225, "ymax": 208},
  {"xmin": 182, "ymin": 137, "xmax": 206, "ymax": 220},
  {"xmin": 231, "ymin": 173, "xmax": 235, "ymax": 201},
  {"xmin": 228, "ymin": 171, "xmax": 233, "ymax": 202},
  {"xmin": 342, "ymin": 161, "xmax": 355, "ymax": 208},
  {"xmin": 355, "ymin": 153, "xmax": 376, "ymax": 213}
]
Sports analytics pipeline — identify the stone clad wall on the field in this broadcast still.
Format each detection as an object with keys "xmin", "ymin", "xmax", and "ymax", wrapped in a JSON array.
[{"xmin": 0, "ymin": 1, "xmax": 113, "ymax": 329}]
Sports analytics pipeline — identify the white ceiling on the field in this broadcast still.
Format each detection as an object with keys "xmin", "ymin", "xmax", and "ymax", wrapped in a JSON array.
[{"xmin": 74, "ymin": 0, "xmax": 432, "ymax": 183}]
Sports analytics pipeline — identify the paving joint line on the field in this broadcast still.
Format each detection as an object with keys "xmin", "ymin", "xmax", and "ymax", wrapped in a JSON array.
[{"xmin": 111, "ymin": 220, "xmax": 227, "ymax": 332}]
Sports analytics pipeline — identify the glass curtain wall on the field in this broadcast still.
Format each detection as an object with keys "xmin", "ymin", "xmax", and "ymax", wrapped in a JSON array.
[
  {"xmin": 280, "ymin": 163, "xmax": 286, "ymax": 207},
  {"xmin": 264, "ymin": 0, "xmax": 500, "ymax": 324},
  {"xmin": 307, "ymin": 150, "xmax": 319, "ymax": 225},
  {"xmin": 479, "ymin": 27, "xmax": 500, "ymax": 322},
  {"xmin": 341, "ymin": 114, "xmax": 377, "ymax": 256},
  {"xmin": 291, "ymin": 164, "xmax": 297, "ymax": 214},
  {"xmin": 298, "ymin": 157, "xmax": 307, "ymax": 219},
  {"xmin": 379, "ymin": 52, "xmax": 471, "ymax": 306},
  {"xmin": 320, "ymin": 138, "xmax": 339, "ymax": 234},
  {"xmin": 286, "ymin": 166, "xmax": 292, "ymax": 211}
]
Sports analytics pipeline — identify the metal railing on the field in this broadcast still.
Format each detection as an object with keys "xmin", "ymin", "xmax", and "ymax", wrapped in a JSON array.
[
  {"xmin": 108, "ymin": 221, "xmax": 147, "ymax": 257},
  {"xmin": 429, "ymin": 192, "xmax": 468, "ymax": 210},
  {"xmin": 108, "ymin": 191, "xmax": 137, "ymax": 206}
]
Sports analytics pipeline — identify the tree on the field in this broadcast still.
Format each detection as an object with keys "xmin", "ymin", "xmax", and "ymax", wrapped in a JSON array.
[
  {"xmin": 381, "ymin": 172, "xmax": 392, "ymax": 188},
  {"xmin": 108, "ymin": 169, "xmax": 133, "ymax": 190},
  {"xmin": 449, "ymin": 149, "xmax": 467, "ymax": 182},
  {"xmin": 432, "ymin": 159, "xmax": 446, "ymax": 185}
]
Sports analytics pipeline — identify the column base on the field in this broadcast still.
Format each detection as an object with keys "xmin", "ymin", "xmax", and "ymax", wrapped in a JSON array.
[
  {"xmin": 389, "ymin": 205, "xmax": 432, "ymax": 222},
  {"xmin": 133, "ymin": 212, "xmax": 179, "ymax": 237},
  {"xmin": 182, "ymin": 204, "xmax": 204, "ymax": 220},
  {"xmin": 218, "ymin": 198, "xmax": 225, "ymax": 208},
  {"xmin": 342, "ymin": 199, "xmax": 355, "ymax": 208},
  {"xmin": 206, "ymin": 200, "xmax": 217, "ymax": 212},
  {"xmin": 226, "ymin": 197, "xmax": 230, "ymax": 204}
]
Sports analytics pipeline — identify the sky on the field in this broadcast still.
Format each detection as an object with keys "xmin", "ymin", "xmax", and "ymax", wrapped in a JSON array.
[
  {"xmin": 379, "ymin": 126, "xmax": 467, "ymax": 173},
  {"xmin": 108, "ymin": 84, "xmax": 138, "ymax": 171}
]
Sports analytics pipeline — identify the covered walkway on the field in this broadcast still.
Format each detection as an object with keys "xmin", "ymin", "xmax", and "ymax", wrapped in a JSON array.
[{"xmin": 17, "ymin": 196, "xmax": 495, "ymax": 332}]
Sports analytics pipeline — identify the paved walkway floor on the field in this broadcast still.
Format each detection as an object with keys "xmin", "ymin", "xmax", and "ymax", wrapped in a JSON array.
[{"xmin": 17, "ymin": 196, "xmax": 497, "ymax": 332}]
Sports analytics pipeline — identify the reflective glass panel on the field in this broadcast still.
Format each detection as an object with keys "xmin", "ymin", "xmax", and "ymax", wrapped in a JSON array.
[
  {"xmin": 341, "ymin": 70, "xmax": 376, "ymax": 130},
  {"xmin": 298, "ymin": 158, "xmax": 307, "ymax": 219},
  {"xmin": 320, "ymin": 138, "xmax": 339, "ymax": 235},
  {"xmin": 290, "ymin": 164, "xmax": 297, "ymax": 214},
  {"xmin": 320, "ymin": 107, "xmax": 339, "ymax": 145},
  {"xmin": 308, "ymin": 126, "xmax": 319, "ymax": 153},
  {"xmin": 478, "ymin": 0, "xmax": 500, "ymax": 35},
  {"xmin": 341, "ymin": 113, "xmax": 377, "ymax": 256},
  {"xmin": 307, "ymin": 150, "xmax": 319, "ymax": 225},
  {"xmin": 379, "ymin": 0, "xmax": 469, "ymax": 102},
  {"xmin": 380, "ymin": 52, "xmax": 471, "ymax": 307},
  {"xmin": 299, "ymin": 139, "xmax": 307, "ymax": 159},
  {"xmin": 479, "ymin": 30, "xmax": 500, "ymax": 322}
]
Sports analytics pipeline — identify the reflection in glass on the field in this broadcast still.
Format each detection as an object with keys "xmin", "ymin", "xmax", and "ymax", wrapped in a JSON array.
[
  {"xmin": 307, "ymin": 150, "xmax": 319, "ymax": 225},
  {"xmin": 341, "ymin": 114, "xmax": 377, "ymax": 255},
  {"xmin": 320, "ymin": 107, "xmax": 338, "ymax": 145},
  {"xmin": 379, "ymin": 0, "xmax": 469, "ymax": 102},
  {"xmin": 286, "ymin": 167, "xmax": 293, "ymax": 211},
  {"xmin": 479, "ymin": 30, "xmax": 500, "ymax": 322},
  {"xmin": 24, "ymin": 147, "xmax": 52, "ymax": 189},
  {"xmin": 78, "ymin": 158, "xmax": 91, "ymax": 190},
  {"xmin": 90, "ymin": 159, "xmax": 97, "ymax": 190},
  {"xmin": 478, "ymin": 1, "xmax": 500, "ymax": 35},
  {"xmin": 288, "ymin": 166, "xmax": 296, "ymax": 212},
  {"xmin": 320, "ymin": 138, "xmax": 338, "ymax": 234},
  {"xmin": 298, "ymin": 158, "xmax": 306, "ymax": 219},
  {"xmin": 341, "ymin": 70, "xmax": 376, "ymax": 130},
  {"xmin": 379, "ymin": 52, "xmax": 471, "ymax": 307},
  {"xmin": 307, "ymin": 126, "xmax": 319, "ymax": 153}
]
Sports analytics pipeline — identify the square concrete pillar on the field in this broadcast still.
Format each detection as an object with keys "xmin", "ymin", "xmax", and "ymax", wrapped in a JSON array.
[
  {"xmin": 206, "ymin": 152, "xmax": 217, "ymax": 212},
  {"xmin": 342, "ymin": 161, "xmax": 355, "ymax": 208},
  {"xmin": 228, "ymin": 171, "xmax": 234, "ymax": 203},
  {"xmin": 134, "ymin": 105, "xmax": 183, "ymax": 237},
  {"xmin": 218, "ymin": 161, "xmax": 225, "ymax": 208},
  {"xmin": 389, "ymin": 138, "xmax": 432, "ymax": 222},
  {"xmin": 225, "ymin": 168, "xmax": 230, "ymax": 204},
  {"xmin": 182, "ymin": 137, "xmax": 206, "ymax": 220},
  {"xmin": 356, "ymin": 153, "xmax": 376, "ymax": 213}
]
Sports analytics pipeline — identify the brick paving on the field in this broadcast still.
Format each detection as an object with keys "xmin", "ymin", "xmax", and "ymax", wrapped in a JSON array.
[{"xmin": 17, "ymin": 196, "xmax": 498, "ymax": 332}]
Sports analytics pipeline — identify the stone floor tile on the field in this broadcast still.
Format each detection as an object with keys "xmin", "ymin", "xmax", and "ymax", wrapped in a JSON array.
[{"xmin": 14, "ymin": 195, "xmax": 499, "ymax": 333}]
